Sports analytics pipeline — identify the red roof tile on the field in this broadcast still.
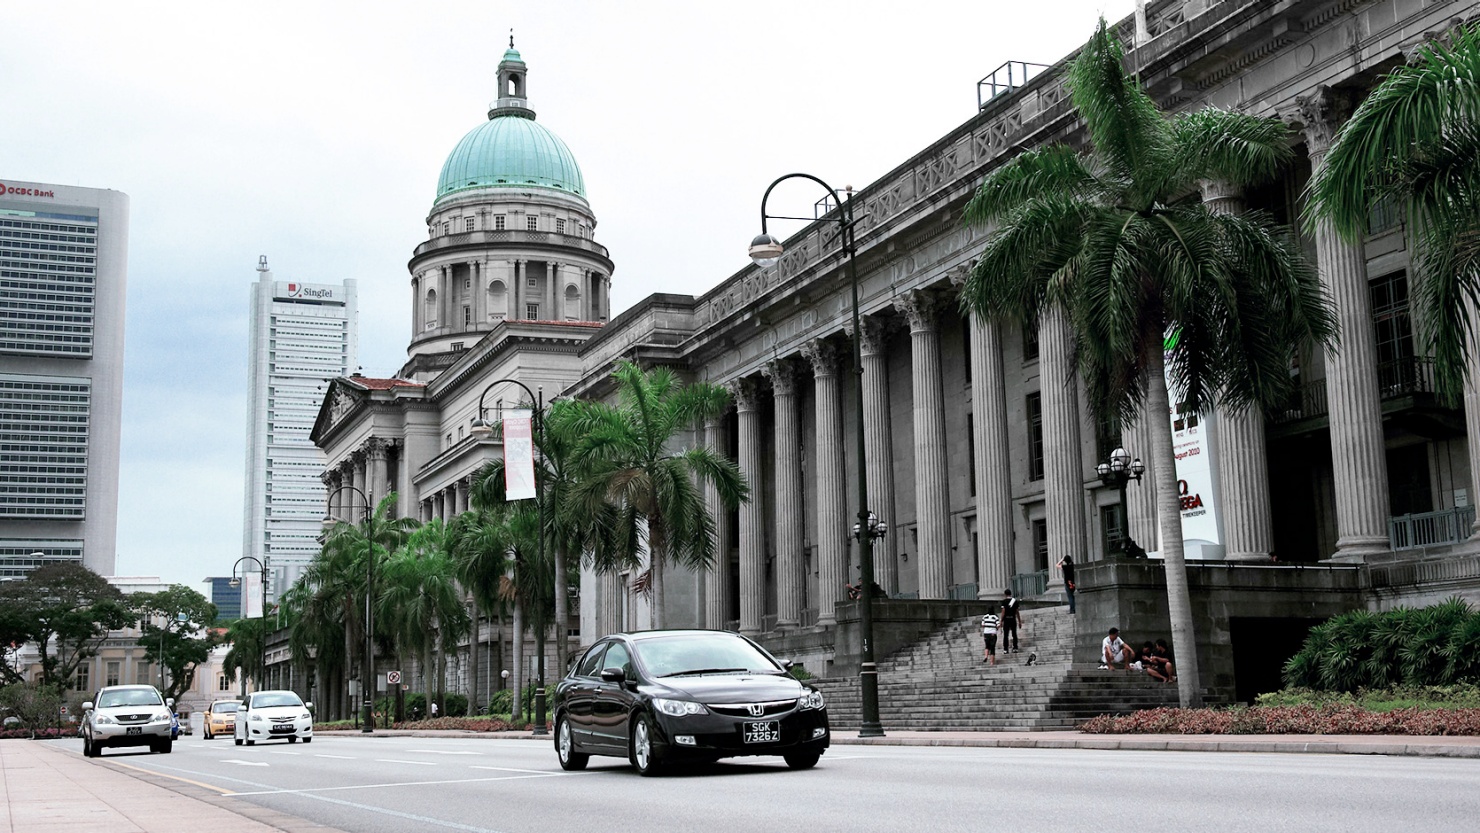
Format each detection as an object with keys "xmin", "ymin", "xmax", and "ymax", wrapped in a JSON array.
[{"xmin": 348, "ymin": 377, "xmax": 424, "ymax": 390}]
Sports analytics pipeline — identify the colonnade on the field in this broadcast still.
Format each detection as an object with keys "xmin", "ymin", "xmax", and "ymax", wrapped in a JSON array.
[{"xmin": 411, "ymin": 258, "xmax": 609, "ymax": 332}]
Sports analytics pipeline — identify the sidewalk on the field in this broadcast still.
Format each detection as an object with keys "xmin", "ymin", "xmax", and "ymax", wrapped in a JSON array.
[{"xmin": 4, "ymin": 730, "xmax": 1478, "ymax": 833}]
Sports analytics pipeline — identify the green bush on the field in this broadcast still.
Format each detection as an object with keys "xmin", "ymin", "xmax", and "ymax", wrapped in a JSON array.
[
  {"xmin": 1256, "ymin": 684, "xmax": 1480, "ymax": 711},
  {"xmin": 443, "ymin": 693, "xmax": 468, "ymax": 717},
  {"xmin": 1283, "ymin": 598, "xmax": 1480, "ymax": 692},
  {"xmin": 488, "ymin": 684, "xmax": 542, "ymax": 717}
]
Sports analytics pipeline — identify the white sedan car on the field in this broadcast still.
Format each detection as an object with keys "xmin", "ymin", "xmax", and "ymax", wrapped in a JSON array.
[{"xmin": 234, "ymin": 689, "xmax": 314, "ymax": 746}]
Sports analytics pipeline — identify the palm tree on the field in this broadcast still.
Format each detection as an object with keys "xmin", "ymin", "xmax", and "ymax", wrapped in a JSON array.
[
  {"xmin": 1307, "ymin": 21, "xmax": 1480, "ymax": 397},
  {"xmin": 449, "ymin": 503, "xmax": 515, "ymax": 715},
  {"xmin": 316, "ymin": 493, "xmax": 417, "ymax": 719},
  {"xmin": 379, "ymin": 519, "xmax": 468, "ymax": 716},
  {"xmin": 960, "ymin": 20, "xmax": 1336, "ymax": 708},
  {"xmin": 279, "ymin": 579, "xmax": 348, "ymax": 718},
  {"xmin": 222, "ymin": 617, "xmax": 266, "ymax": 694},
  {"xmin": 569, "ymin": 361, "xmax": 748, "ymax": 630}
]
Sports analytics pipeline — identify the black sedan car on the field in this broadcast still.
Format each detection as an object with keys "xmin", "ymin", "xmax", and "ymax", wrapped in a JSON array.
[{"xmin": 552, "ymin": 629, "xmax": 829, "ymax": 776}]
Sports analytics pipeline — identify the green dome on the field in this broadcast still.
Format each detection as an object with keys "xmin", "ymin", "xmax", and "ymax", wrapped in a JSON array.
[{"xmin": 435, "ymin": 115, "xmax": 586, "ymax": 205}]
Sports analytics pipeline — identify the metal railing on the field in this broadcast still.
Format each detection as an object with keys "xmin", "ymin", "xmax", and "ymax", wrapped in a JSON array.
[
  {"xmin": 1389, "ymin": 505, "xmax": 1476, "ymax": 551},
  {"xmin": 948, "ymin": 583, "xmax": 979, "ymax": 600},
  {"xmin": 1010, "ymin": 569, "xmax": 1049, "ymax": 599},
  {"xmin": 1274, "ymin": 357, "xmax": 1439, "ymax": 425},
  {"xmin": 977, "ymin": 61, "xmax": 1052, "ymax": 109}
]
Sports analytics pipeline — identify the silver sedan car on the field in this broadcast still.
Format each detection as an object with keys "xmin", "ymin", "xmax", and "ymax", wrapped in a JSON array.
[{"xmin": 82, "ymin": 685, "xmax": 174, "ymax": 757}]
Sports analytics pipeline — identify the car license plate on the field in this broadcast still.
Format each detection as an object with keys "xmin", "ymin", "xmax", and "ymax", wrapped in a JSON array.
[
  {"xmin": 125, "ymin": 727, "xmax": 141, "ymax": 735},
  {"xmin": 743, "ymin": 721, "xmax": 779, "ymax": 743},
  {"xmin": 270, "ymin": 725, "xmax": 294, "ymax": 734}
]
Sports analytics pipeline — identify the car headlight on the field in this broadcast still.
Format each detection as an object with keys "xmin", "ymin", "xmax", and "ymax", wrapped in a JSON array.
[
  {"xmin": 149, "ymin": 712, "xmax": 171, "ymax": 724},
  {"xmin": 94, "ymin": 714, "xmax": 116, "ymax": 725},
  {"xmin": 798, "ymin": 690, "xmax": 825, "ymax": 710},
  {"xmin": 301, "ymin": 713, "xmax": 312, "ymax": 720},
  {"xmin": 652, "ymin": 698, "xmax": 707, "ymax": 717},
  {"xmin": 250, "ymin": 713, "xmax": 264, "ymax": 722}
]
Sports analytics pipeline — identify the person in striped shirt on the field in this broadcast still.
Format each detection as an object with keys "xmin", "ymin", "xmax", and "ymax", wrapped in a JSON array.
[{"xmin": 980, "ymin": 613, "xmax": 1001, "ymax": 665}]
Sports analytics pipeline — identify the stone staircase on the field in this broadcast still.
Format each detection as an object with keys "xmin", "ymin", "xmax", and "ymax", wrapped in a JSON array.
[{"xmin": 812, "ymin": 605, "xmax": 1179, "ymax": 731}]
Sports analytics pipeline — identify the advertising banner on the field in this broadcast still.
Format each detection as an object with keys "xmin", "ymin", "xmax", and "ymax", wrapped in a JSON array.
[
  {"xmin": 504, "ymin": 409, "xmax": 536, "ymax": 501},
  {"xmin": 242, "ymin": 573, "xmax": 264, "ymax": 618}
]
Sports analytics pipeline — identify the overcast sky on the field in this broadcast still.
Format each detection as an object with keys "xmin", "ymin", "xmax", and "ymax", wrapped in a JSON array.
[{"xmin": 1, "ymin": 0, "xmax": 1136, "ymax": 592}]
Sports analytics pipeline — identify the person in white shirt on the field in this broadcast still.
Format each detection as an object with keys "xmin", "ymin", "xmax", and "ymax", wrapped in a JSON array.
[
  {"xmin": 1101, "ymin": 627, "xmax": 1135, "ymax": 670},
  {"xmin": 980, "ymin": 613, "xmax": 1001, "ymax": 665}
]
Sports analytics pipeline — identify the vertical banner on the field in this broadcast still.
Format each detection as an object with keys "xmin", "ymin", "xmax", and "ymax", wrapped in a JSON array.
[
  {"xmin": 504, "ymin": 408, "xmax": 536, "ymax": 501},
  {"xmin": 243, "ymin": 572, "xmax": 264, "ymax": 618},
  {"xmin": 1161, "ymin": 328, "xmax": 1224, "ymax": 559}
]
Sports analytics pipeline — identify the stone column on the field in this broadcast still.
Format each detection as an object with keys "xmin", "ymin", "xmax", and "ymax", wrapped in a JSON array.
[
  {"xmin": 410, "ymin": 275, "xmax": 421, "ymax": 336},
  {"xmin": 858, "ymin": 316, "xmax": 898, "ymax": 593},
  {"xmin": 1201, "ymin": 180, "xmax": 1275, "ymax": 561},
  {"xmin": 472, "ymin": 260, "xmax": 485, "ymax": 324},
  {"xmin": 703, "ymin": 414, "xmax": 733, "ymax": 629},
  {"xmin": 366, "ymin": 438, "xmax": 388, "ymax": 510},
  {"xmin": 1294, "ymin": 88, "xmax": 1391, "ymax": 559},
  {"xmin": 802, "ymin": 339, "xmax": 848, "ymax": 625},
  {"xmin": 900, "ymin": 290, "xmax": 952, "ymax": 600},
  {"xmin": 762, "ymin": 360, "xmax": 804, "ymax": 627},
  {"xmin": 440, "ymin": 266, "xmax": 452, "ymax": 330},
  {"xmin": 344, "ymin": 458, "xmax": 360, "ymax": 519},
  {"xmin": 968, "ymin": 313, "xmax": 1015, "ymax": 597},
  {"xmin": 512, "ymin": 260, "xmax": 525, "ymax": 319},
  {"xmin": 602, "ymin": 572, "xmax": 624, "ymax": 636},
  {"xmin": 1040, "ymin": 308, "xmax": 1087, "ymax": 576},
  {"xmin": 732, "ymin": 379, "xmax": 765, "ymax": 634}
]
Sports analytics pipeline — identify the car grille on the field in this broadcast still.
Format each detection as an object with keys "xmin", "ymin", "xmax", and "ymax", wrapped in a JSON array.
[
  {"xmin": 706, "ymin": 699, "xmax": 796, "ymax": 718},
  {"xmin": 116, "ymin": 713, "xmax": 152, "ymax": 724}
]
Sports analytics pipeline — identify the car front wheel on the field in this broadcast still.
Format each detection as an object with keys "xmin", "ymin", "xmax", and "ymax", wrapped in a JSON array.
[
  {"xmin": 783, "ymin": 750, "xmax": 821, "ymax": 770},
  {"xmin": 203, "ymin": 727, "xmax": 212, "ymax": 740},
  {"xmin": 629, "ymin": 714, "xmax": 663, "ymax": 777},
  {"xmin": 556, "ymin": 717, "xmax": 588, "ymax": 771},
  {"xmin": 83, "ymin": 736, "xmax": 98, "ymax": 758},
  {"xmin": 234, "ymin": 738, "xmax": 243, "ymax": 746}
]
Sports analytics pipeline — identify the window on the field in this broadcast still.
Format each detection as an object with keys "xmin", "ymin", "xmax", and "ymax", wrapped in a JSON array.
[
  {"xmin": 1368, "ymin": 194, "xmax": 1402, "ymax": 235},
  {"xmin": 447, "ymin": 433, "xmax": 453, "ymax": 446},
  {"xmin": 218, "ymin": 674, "xmax": 232, "ymax": 691},
  {"xmin": 495, "ymin": 215, "xmax": 506, "ymax": 230},
  {"xmin": 73, "ymin": 664, "xmax": 89, "ymax": 692},
  {"xmin": 463, "ymin": 306, "xmax": 471, "ymax": 326},
  {"xmin": 526, "ymin": 303, "xmax": 539, "ymax": 319},
  {"xmin": 1101, "ymin": 503, "xmax": 1126, "ymax": 556},
  {"xmin": 450, "ymin": 342, "xmax": 464, "ymax": 351},
  {"xmin": 1032, "ymin": 518, "xmax": 1049, "ymax": 572},
  {"xmin": 576, "ymin": 644, "xmax": 607, "ymax": 677},
  {"xmin": 464, "ymin": 277, "xmax": 471, "ymax": 289},
  {"xmin": 527, "ymin": 276, "xmax": 536, "ymax": 287},
  {"xmin": 602, "ymin": 643, "xmax": 632, "ymax": 676},
  {"xmin": 1027, "ymin": 393, "xmax": 1044, "ymax": 481},
  {"xmin": 442, "ymin": 222, "xmax": 449, "ymax": 235},
  {"xmin": 526, "ymin": 216, "xmax": 539, "ymax": 231},
  {"xmin": 1095, "ymin": 412, "xmax": 1122, "ymax": 463},
  {"xmin": 556, "ymin": 218, "xmax": 566, "ymax": 234},
  {"xmin": 465, "ymin": 217, "xmax": 475, "ymax": 232},
  {"xmin": 105, "ymin": 661, "xmax": 120, "ymax": 687},
  {"xmin": 1022, "ymin": 323, "xmax": 1040, "ymax": 361},
  {"xmin": 137, "ymin": 662, "xmax": 152, "ymax": 685},
  {"xmin": 1370, "ymin": 271, "xmax": 1418, "ymax": 393}
]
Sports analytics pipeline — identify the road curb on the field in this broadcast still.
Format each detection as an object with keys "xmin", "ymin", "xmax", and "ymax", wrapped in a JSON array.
[{"xmin": 828, "ymin": 734, "xmax": 1480, "ymax": 758}]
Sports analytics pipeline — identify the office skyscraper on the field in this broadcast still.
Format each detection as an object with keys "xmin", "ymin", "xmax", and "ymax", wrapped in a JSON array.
[
  {"xmin": 0, "ymin": 179, "xmax": 128, "ymax": 579},
  {"xmin": 243, "ymin": 257, "xmax": 357, "ymax": 598}
]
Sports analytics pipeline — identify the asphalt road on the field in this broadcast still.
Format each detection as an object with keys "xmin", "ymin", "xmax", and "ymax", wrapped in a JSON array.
[{"xmin": 55, "ymin": 734, "xmax": 1480, "ymax": 833}]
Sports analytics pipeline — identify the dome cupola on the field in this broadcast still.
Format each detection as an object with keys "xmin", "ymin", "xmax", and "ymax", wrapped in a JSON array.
[{"xmin": 434, "ymin": 40, "xmax": 586, "ymax": 206}]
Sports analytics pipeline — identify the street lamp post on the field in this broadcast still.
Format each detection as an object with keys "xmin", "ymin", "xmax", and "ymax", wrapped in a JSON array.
[
  {"xmin": 228, "ymin": 555, "xmax": 270, "ymax": 692},
  {"xmin": 1095, "ymin": 447, "xmax": 1146, "ymax": 556},
  {"xmin": 470, "ymin": 378, "xmax": 548, "ymax": 736},
  {"xmin": 323, "ymin": 485, "xmax": 374, "ymax": 733},
  {"xmin": 750, "ymin": 173, "xmax": 884, "ymax": 737}
]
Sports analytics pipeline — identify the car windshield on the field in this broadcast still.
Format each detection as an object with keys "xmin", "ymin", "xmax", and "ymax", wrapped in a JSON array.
[
  {"xmin": 251, "ymin": 693, "xmax": 303, "ymax": 709},
  {"xmin": 97, "ymin": 689, "xmax": 163, "ymax": 708},
  {"xmin": 635, "ymin": 633, "xmax": 783, "ymax": 678},
  {"xmin": 212, "ymin": 702, "xmax": 239, "ymax": 713}
]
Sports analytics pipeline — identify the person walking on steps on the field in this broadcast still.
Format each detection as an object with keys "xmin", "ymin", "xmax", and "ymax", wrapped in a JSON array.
[
  {"xmin": 980, "ymin": 612, "xmax": 1001, "ymax": 665},
  {"xmin": 1056, "ymin": 555, "xmax": 1077, "ymax": 614},
  {"xmin": 1000, "ymin": 589, "xmax": 1024, "ymax": 653}
]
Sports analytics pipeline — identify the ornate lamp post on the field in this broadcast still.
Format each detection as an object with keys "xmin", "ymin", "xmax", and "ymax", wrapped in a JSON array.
[
  {"xmin": 750, "ymin": 173, "xmax": 884, "ymax": 738},
  {"xmin": 228, "ymin": 555, "xmax": 270, "ymax": 691},
  {"xmin": 470, "ymin": 377, "xmax": 548, "ymax": 736},
  {"xmin": 1095, "ymin": 447, "xmax": 1146, "ymax": 556},
  {"xmin": 323, "ymin": 484, "xmax": 374, "ymax": 732}
]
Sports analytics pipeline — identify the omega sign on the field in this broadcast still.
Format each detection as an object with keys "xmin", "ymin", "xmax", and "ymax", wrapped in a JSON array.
[
  {"xmin": 0, "ymin": 183, "xmax": 56, "ymax": 198},
  {"xmin": 275, "ymin": 282, "xmax": 336, "ymax": 302}
]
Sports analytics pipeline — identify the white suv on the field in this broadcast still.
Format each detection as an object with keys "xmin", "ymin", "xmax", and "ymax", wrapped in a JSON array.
[
  {"xmin": 82, "ymin": 685, "xmax": 174, "ymax": 757},
  {"xmin": 235, "ymin": 689, "xmax": 314, "ymax": 746}
]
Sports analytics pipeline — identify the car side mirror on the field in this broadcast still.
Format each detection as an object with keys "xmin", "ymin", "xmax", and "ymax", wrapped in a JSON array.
[
  {"xmin": 782, "ymin": 660, "xmax": 795, "ymax": 670},
  {"xmin": 82, "ymin": 702, "xmax": 94, "ymax": 712},
  {"xmin": 166, "ymin": 698, "xmax": 175, "ymax": 708},
  {"xmin": 599, "ymin": 667, "xmax": 625, "ymax": 684},
  {"xmin": 305, "ymin": 702, "xmax": 314, "ymax": 711}
]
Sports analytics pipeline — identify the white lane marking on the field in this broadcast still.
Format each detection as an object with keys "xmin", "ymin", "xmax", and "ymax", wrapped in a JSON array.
[
  {"xmin": 376, "ymin": 758, "xmax": 437, "ymax": 765},
  {"xmin": 266, "ymin": 750, "xmax": 301, "ymax": 755},
  {"xmin": 220, "ymin": 759, "xmax": 269, "ymax": 767},
  {"xmin": 408, "ymin": 749, "xmax": 482, "ymax": 755},
  {"xmin": 468, "ymin": 765, "xmax": 556, "ymax": 775},
  {"xmin": 228, "ymin": 771, "xmax": 593, "ymax": 796},
  {"xmin": 314, "ymin": 754, "xmax": 355, "ymax": 759}
]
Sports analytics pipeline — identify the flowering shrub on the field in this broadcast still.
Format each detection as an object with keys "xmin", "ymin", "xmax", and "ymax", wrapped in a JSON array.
[
  {"xmin": 1080, "ymin": 704, "xmax": 1480, "ymax": 735},
  {"xmin": 0, "ymin": 727, "xmax": 73, "ymax": 740},
  {"xmin": 389, "ymin": 716, "xmax": 552, "ymax": 732}
]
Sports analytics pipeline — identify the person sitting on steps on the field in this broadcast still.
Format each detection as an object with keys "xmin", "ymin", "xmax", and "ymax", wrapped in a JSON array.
[{"xmin": 1100, "ymin": 627, "xmax": 1135, "ymax": 670}]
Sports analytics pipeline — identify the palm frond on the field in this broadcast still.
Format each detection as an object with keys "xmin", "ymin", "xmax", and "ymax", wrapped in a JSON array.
[{"xmin": 963, "ymin": 145, "xmax": 1102, "ymax": 226}]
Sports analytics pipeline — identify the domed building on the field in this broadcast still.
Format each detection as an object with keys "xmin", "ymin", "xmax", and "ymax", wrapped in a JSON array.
[{"xmin": 307, "ymin": 43, "xmax": 604, "ymax": 719}]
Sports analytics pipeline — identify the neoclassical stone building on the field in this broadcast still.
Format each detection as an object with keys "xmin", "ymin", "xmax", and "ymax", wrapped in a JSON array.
[
  {"xmin": 567, "ymin": 0, "xmax": 1480, "ymax": 692},
  {"xmin": 311, "ymin": 1, "xmax": 1480, "ymax": 704}
]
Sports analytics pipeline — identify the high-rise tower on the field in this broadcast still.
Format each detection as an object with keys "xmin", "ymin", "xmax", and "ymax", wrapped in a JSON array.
[
  {"xmin": 0, "ymin": 179, "xmax": 128, "ymax": 579},
  {"xmin": 243, "ymin": 257, "xmax": 357, "ymax": 600}
]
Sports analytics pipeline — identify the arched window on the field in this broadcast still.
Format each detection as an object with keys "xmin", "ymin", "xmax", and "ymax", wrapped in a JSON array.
[
  {"xmin": 424, "ymin": 288, "xmax": 438, "ymax": 328},
  {"xmin": 563, "ymin": 284, "xmax": 581, "ymax": 321},
  {"xmin": 487, "ymin": 280, "xmax": 507, "ymax": 320}
]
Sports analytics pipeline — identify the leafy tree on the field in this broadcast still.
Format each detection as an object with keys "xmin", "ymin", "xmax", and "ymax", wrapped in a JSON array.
[
  {"xmin": 1306, "ymin": 21, "xmax": 1480, "ymax": 397},
  {"xmin": 1285, "ymin": 599, "xmax": 1480, "ymax": 691},
  {"xmin": 133, "ymin": 585, "xmax": 219, "ymax": 701},
  {"xmin": 0, "ymin": 563, "xmax": 133, "ymax": 689},
  {"xmin": 960, "ymin": 20, "xmax": 1336, "ymax": 708},
  {"xmin": 279, "ymin": 570, "xmax": 349, "ymax": 719},
  {"xmin": 0, "ymin": 682, "xmax": 63, "ymax": 738},
  {"xmin": 568, "ymin": 361, "xmax": 748, "ymax": 629},
  {"xmin": 379, "ymin": 519, "xmax": 468, "ymax": 714}
]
